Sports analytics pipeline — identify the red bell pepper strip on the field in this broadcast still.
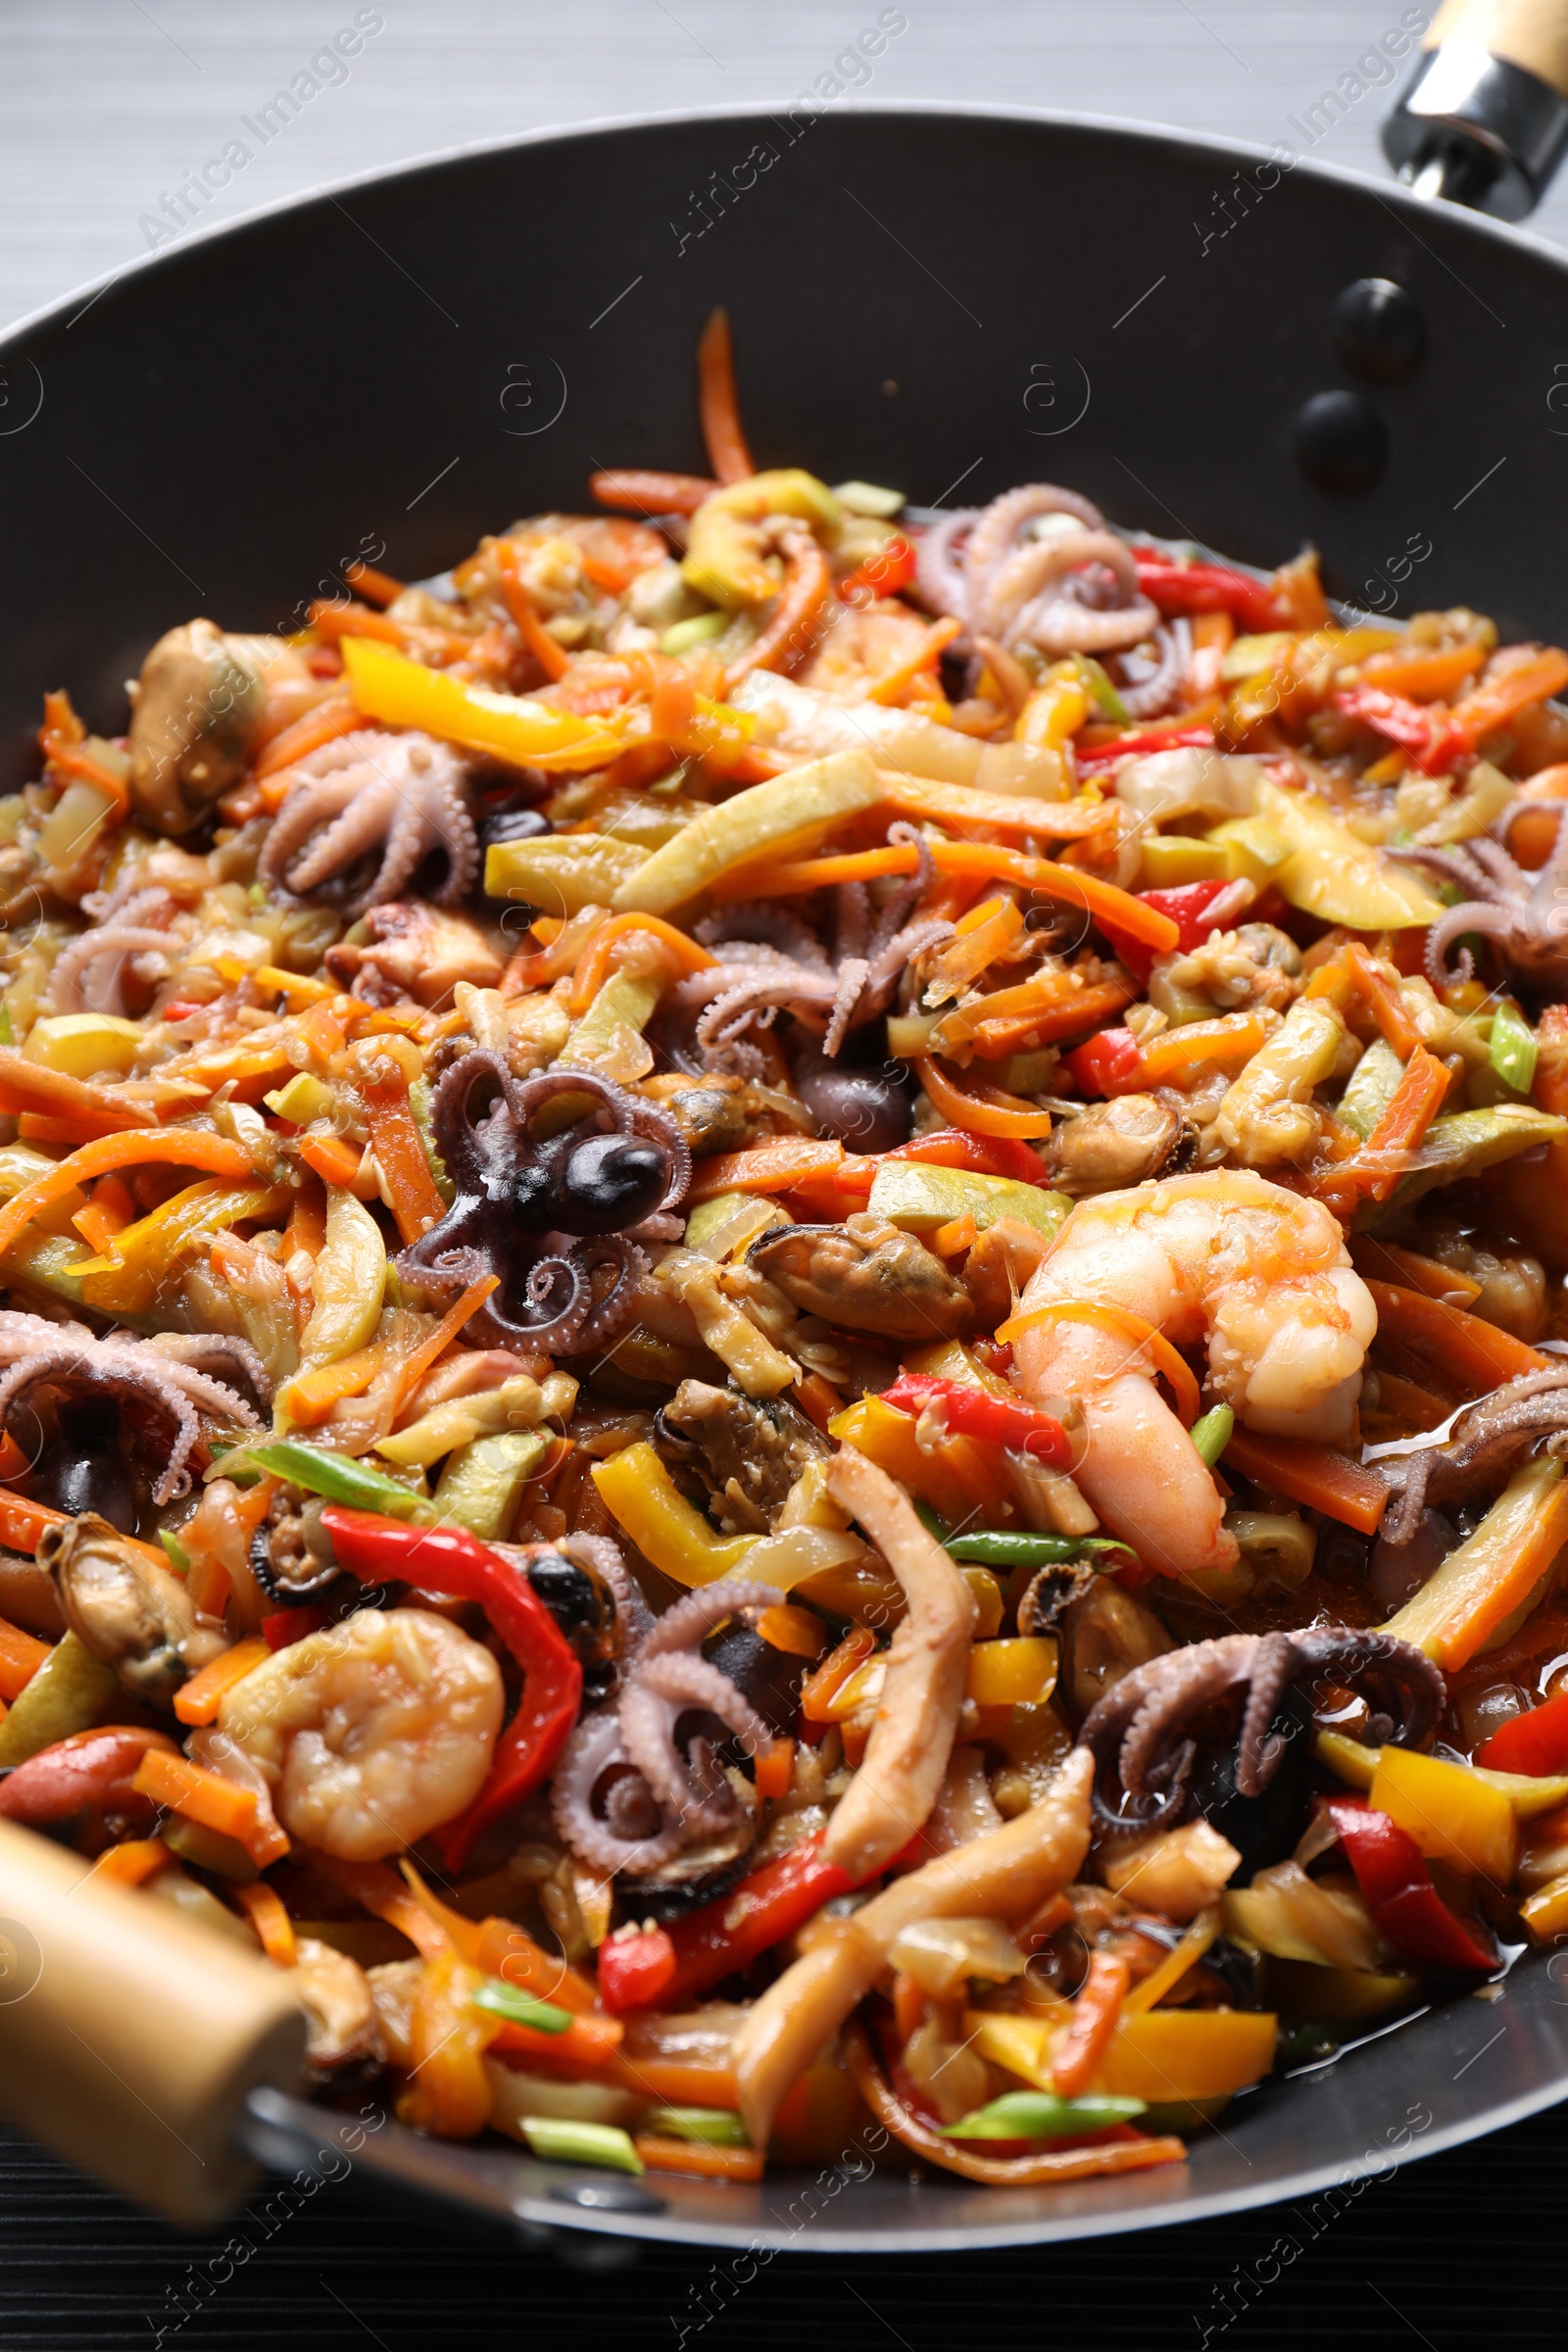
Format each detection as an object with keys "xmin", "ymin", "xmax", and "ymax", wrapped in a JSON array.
[
  {"xmin": 1132, "ymin": 552, "xmax": 1285, "ymax": 633},
  {"xmin": 1332, "ymin": 686, "xmax": 1469, "ymax": 777},
  {"xmin": 1474, "ymin": 1689, "xmax": 1568, "ymax": 1777},
  {"xmin": 262, "ymin": 1603, "xmax": 329, "ymax": 1651},
  {"xmin": 1075, "ymin": 724, "xmax": 1214, "ymax": 774},
  {"xmin": 838, "ymin": 534, "xmax": 917, "ymax": 607},
  {"xmin": 655, "ymin": 1832, "xmax": 859, "ymax": 2011},
  {"xmin": 1102, "ymin": 878, "xmax": 1235, "ymax": 987},
  {"xmin": 834, "ymin": 1127, "xmax": 1059, "ymax": 1200},
  {"xmin": 1326, "ymin": 1799, "xmax": 1497, "ymax": 1972},
  {"xmin": 1061, "ymin": 1026, "xmax": 1144, "ymax": 1098},
  {"xmin": 321, "ymin": 1507, "xmax": 583, "ymax": 1871},
  {"xmin": 880, "ymin": 1374, "xmax": 1072, "ymax": 1466},
  {"xmin": 0, "ymin": 1726, "xmax": 178, "ymax": 1832},
  {"xmin": 596, "ymin": 1926, "xmax": 678, "ymax": 2014}
]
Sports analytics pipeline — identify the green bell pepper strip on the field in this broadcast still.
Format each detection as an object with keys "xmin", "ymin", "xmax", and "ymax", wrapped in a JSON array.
[
  {"xmin": 470, "ymin": 1981, "xmax": 573, "ymax": 2035},
  {"xmin": 938, "ymin": 2090, "xmax": 1147, "ymax": 2140},
  {"xmin": 239, "ymin": 1441, "xmax": 436, "ymax": 1523}
]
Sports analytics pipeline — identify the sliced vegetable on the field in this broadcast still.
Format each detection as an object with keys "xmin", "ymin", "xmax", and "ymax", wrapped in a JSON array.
[
  {"xmin": 341, "ymin": 637, "xmax": 624, "ymax": 771},
  {"xmin": 516, "ymin": 2117, "xmax": 644, "ymax": 2175},
  {"xmin": 1221, "ymin": 1428, "xmax": 1388, "ymax": 1536},
  {"xmin": 1475, "ymin": 1690, "xmax": 1568, "ymax": 1778},
  {"xmin": 1381, "ymin": 1455, "xmax": 1568, "ymax": 1668},
  {"xmin": 612, "ymin": 749, "xmax": 881, "ymax": 912},
  {"xmin": 1189, "ymin": 1404, "xmax": 1234, "ymax": 1467},
  {"xmin": 1490, "ymin": 1001, "xmax": 1540, "ymax": 1097},
  {"xmin": 879, "ymin": 1374, "xmax": 1072, "ymax": 1465},
  {"xmin": 1369, "ymin": 1743, "xmax": 1519, "ymax": 1885},
  {"xmin": 641, "ymin": 2105, "xmax": 751, "ymax": 2147},
  {"xmin": 1326, "ymin": 1799, "xmax": 1496, "ymax": 1972},
  {"xmin": 866, "ymin": 1162, "xmax": 1068, "ymax": 1239},
  {"xmin": 943, "ymin": 1529, "xmax": 1138, "ymax": 1573},
  {"xmin": 596, "ymin": 1927, "xmax": 677, "ymax": 2014},
  {"xmin": 240, "ymin": 1441, "xmax": 435, "ymax": 1523},
  {"xmin": 591, "ymin": 1441, "xmax": 758, "ymax": 1585},
  {"xmin": 470, "ymin": 1981, "xmax": 574, "ymax": 2035},
  {"xmin": 0, "ymin": 1632, "xmax": 118, "ymax": 1768},
  {"xmin": 938, "ymin": 2089, "xmax": 1146, "ymax": 2141},
  {"xmin": 1253, "ymin": 777, "xmax": 1444, "ymax": 930}
]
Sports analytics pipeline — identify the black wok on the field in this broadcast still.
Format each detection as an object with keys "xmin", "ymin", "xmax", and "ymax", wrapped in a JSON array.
[{"xmin": 1, "ymin": 103, "xmax": 1567, "ymax": 2255}]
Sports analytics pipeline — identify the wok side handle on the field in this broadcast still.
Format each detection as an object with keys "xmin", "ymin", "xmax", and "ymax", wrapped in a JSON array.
[{"xmin": 0, "ymin": 1817, "xmax": 306, "ymax": 2226}]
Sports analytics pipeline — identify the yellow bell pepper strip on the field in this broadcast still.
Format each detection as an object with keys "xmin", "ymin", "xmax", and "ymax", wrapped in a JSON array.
[
  {"xmin": 1325, "ymin": 1799, "xmax": 1496, "ymax": 1971},
  {"xmin": 826, "ymin": 1395, "xmax": 997, "ymax": 1526},
  {"xmin": 1369, "ymin": 1744, "xmax": 1519, "ymax": 1885},
  {"xmin": 1382, "ymin": 1455, "xmax": 1568, "ymax": 1668},
  {"xmin": 964, "ymin": 1637, "xmax": 1058, "ymax": 1709},
  {"xmin": 612, "ymin": 749, "xmax": 882, "ymax": 913},
  {"xmin": 0, "ymin": 1128, "xmax": 256, "ymax": 1265},
  {"xmin": 1520, "ymin": 1870, "xmax": 1568, "ymax": 1940},
  {"xmin": 1316, "ymin": 1730, "xmax": 1568, "ymax": 1819},
  {"xmin": 340, "ymin": 637, "xmax": 624, "ymax": 771},
  {"xmin": 1091, "ymin": 2008, "xmax": 1280, "ymax": 2105},
  {"xmin": 132, "ymin": 1744, "xmax": 288, "ymax": 1866},
  {"xmin": 75, "ymin": 1181, "xmax": 290, "ymax": 1314},
  {"xmin": 0, "ymin": 1634, "xmax": 121, "ymax": 1768},
  {"xmin": 591, "ymin": 1440, "xmax": 757, "ymax": 1585}
]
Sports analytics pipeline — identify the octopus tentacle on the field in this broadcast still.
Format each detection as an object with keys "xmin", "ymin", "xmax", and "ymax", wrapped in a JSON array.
[
  {"xmin": 1380, "ymin": 1371, "xmax": 1568, "ymax": 1544},
  {"xmin": 550, "ymin": 1711, "xmax": 685, "ymax": 1875},
  {"xmin": 695, "ymin": 903, "xmax": 833, "ymax": 968},
  {"xmin": 633, "ymin": 1579, "xmax": 784, "ymax": 1660},
  {"xmin": 961, "ymin": 486, "xmax": 1107, "ymax": 609},
  {"xmin": 1114, "ymin": 620, "xmax": 1191, "ymax": 720},
  {"xmin": 261, "ymin": 730, "xmax": 477, "ymax": 916},
  {"xmin": 914, "ymin": 509, "xmax": 980, "ymax": 617},
  {"xmin": 143, "ymin": 1331, "xmax": 274, "ymax": 1414}
]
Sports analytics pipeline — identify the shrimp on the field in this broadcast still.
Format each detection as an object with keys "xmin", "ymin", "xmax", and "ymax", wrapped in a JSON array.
[
  {"xmin": 1012, "ymin": 1171, "xmax": 1376, "ymax": 1578},
  {"xmin": 218, "ymin": 1608, "xmax": 504, "ymax": 1860}
]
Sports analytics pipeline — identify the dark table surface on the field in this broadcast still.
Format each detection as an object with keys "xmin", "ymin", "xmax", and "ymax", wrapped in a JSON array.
[{"xmin": 1, "ymin": 3, "xmax": 1562, "ymax": 2338}]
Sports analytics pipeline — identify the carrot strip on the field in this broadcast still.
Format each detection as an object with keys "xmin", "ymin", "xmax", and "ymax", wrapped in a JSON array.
[
  {"xmin": 0, "ymin": 1435, "xmax": 28, "ymax": 1483},
  {"xmin": 696, "ymin": 307, "xmax": 755, "ymax": 485},
  {"xmin": 865, "ymin": 614, "xmax": 963, "ymax": 705},
  {"xmin": 234, "ymin": 1881, "xmax": 299, "ymax": 1967},
  {"xmin": 277, "ymin": 1346, "xmax": 384, "ymax": 1428},
  {"xmin": 0, "ymin": 1614, "xmax": 51, "ymax": 1702},
  {"xmin": 1221, "ymin": 1428, "xmax": 1388, "ymax": 1535},
  {"xmin": 998, "ymin": 1299, "xmax": 1201, "ymax": 1426},
  {"xmin": 1365, "ymin": 1278, "xmax": 1556, "ymax": 1397},
  {"xmin": 316, "ymin": 1857, "xmax": 453, "ymax": 1961},
  {"xmin": 568, "ymin": 913, "xmax": 715, "ymax": 1014},
  {"xmin": 723, "ymin": 529, "xmax": 834, "ymax": 691},
  {"xmin": 297, "ymin": 1132, "xmax": 363, "ymax": 1189},
  {"xmin": 1305, "ymin": 943, "xmax": 1421, "ymax": 1057},
  {"xmin": 172, "ymin": 1637, "xmax": 270, "ymax": 1727},
  {"xmin": 1359, "ymin": 642, "xmax": 1485, "ymax": 703},
  {"xmin": 1454, "ymin": 647, "xmax": 1568, "ymax": 748},
  {"xmin": 1317, "ymin": 1045, "xmax": 1450, "ymax": 1216},
  {"xmin": 687, "ymin": 1138, "xmax": 846, "ymax": 1201},
  {"xmin": 931, "ymin": 1212, "xmax": 979, "ymax": 1257},
  {"xmin": 634, "ymin": 2135, "xmax": 764, "ymax": 2183},
  {"xmin": 1349, "ymin": 1237, "xmax": 1481, "ymax": 1307},
  {"xmin": 132, "ymin": 1748, "xmax": 286, "ymax": 1864},
  {"xmin": 914, "ymin": 1054, "xmax": 1054, "ymax": 1140},
  {"xmin": 89, "ymin": 1838, "xmax": 171, "ymax": 1887},
  {"xmin": 496, "ymin": 539, "xmax": 570, "ymax": 682},
  {"xmin": 44, "ymin": 741, "xmax": 130, "ymax": 817},
  {"xmin": 356, "ymin": 1070, "xmax": 447, "ymax": 1245},
  {"xmin": 471, "ymin": 1916, "xmax": 599, "ymax": 2014},
  {"xmin": 390, "ymin": 1273, "xmax": 501, "ymax": 1414},
  {"xmin": 0, "ymin": 1488, "xmax": 165, "ymax": 1568},
  {"xmin": 342, "ymin": 561, "xmax": 405, "ymax": 609},
  {"xmin": 0, "ymin": 1130, "xmax": 253, "ymax": 1263},
  {"xmin": 0, "ymin": 1048, "xmax": 150, "ymax": 1133},
  {"xmin": 254, "ymin": 696, "xmax": 363, "ymax": 781},
  {"xmin": 953, "ymin": 978, "xmax": 1138, "ymax": 1058},
  {"xmin": 488, "ymin": 2009, "xmax": 624, "ymax": 2072},
  {"xmin": 1053, "ymin": 1951, "xmax": 1130, "ymax": 2096},
  {"xmin": 590, "ymin": 467, "xmax": 717, "ymax": 517}
]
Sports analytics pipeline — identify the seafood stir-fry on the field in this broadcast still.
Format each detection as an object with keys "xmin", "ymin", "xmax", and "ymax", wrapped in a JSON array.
[{"xmin": 9, "ymin": 311, "xmax": 1568, "ymax": 2193}]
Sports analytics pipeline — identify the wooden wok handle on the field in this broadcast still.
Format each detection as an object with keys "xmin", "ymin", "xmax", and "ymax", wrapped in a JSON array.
[
  {"xmin": 0, "ymin": 1819, "xmax": 306, "ymax": 2225},
  {"xmin": 1427, "ymin": 0, "xmax": 1568, "ymax": 100}
]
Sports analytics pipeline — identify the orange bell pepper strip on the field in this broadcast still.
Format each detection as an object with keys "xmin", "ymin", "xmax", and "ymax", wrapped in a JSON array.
[
  {"xmin": 914, "ymin": 1054, "xmax": 1054, "ymax": 1139},
  {"xmin": 0, "ymin": 1129, "xmax": 254, "ymax": 1263},
  {"xmin": 1133, "ymin": 1013, "xmax": 1269, "ymax": 1089},
  {"xmin": 864, "ymin": 614, "xmax": 963, "ymax": 705},
  {"xmin": 1453, "ymin": 647, "xmax": 1568, "ymax": 749},
  {"xmin": 1053, "ymin": 1951, "xmax": 1131, "ymax": 2097},
  {"xmin": 0, "ymin": 1049, "xmax": 151, "ymax": 1134},
  {"xmin": 401, "ymin": 1948, "xmax": 502, "ymax": 2137},
  {"xmin": 696, "ymin": 306, "xmax": 755, "ymax": 485},
  {"xmin": 172, "ymin": 1638, "xmax": 270, "ymax": 1727},
  {"xmin": 89, "ymin": 1838, "xmax": 171, "ymax": 1886},
  {"xmin": 998, "ymin": 1299, "xmax": 1200, "ymax": 1427},
  {"xmin": 1222, "ymin": 1428, "xmax": 1388, "ymax": 1536},
  {"xmin": 950, "ymin": 977, "xmax": 1138, "ymax": 1059},
  {"xmin": 1364, "ymin": 1278, "xmax": 1557, "ymax": 1397},
  {"xmin": 234, "ymin": 1880, "xmax": 300, "ymax": 1967},
  {"xmin": 1358, "ymin": 642, "xmax": 1486, "ymax": 703},
  {"xmin": 0, "ymin": 1614, "xmax": 51, "ymax": 1702},
  {"xmin": 131, "ymin": 1747, "xmax": 288, "ymax": 1866},
  {"xmin": 590, "ymin": 467, "xmax": 718, "ymax": 517}
]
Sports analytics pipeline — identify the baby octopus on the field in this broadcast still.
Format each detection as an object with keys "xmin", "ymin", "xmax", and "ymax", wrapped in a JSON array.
[
  {"xmin": 260, "ymin": 728, "xmax": 479, "ymax": 914},
  {"xmin": 396, "ymin": 1051, "xmax": 691, "ymax": 1356},
  {"xmin": 675, "ymin": 822, "xmax": 952, "ymax": 1070},
  {"xmin": 913, "ymin": 483, "xmax": 1175, "ymax": 710},
  {"xmin": 1013, "ymin": 1171, "xmax": 1376, "ymax": 1578},
  {"xmin": 1389, "ymin": 801, "xmax": 1568, "ymax": 992},
  {"xmin": 1079, "ymin": 1628, "xmax": 1446, "ymax": 1842}
]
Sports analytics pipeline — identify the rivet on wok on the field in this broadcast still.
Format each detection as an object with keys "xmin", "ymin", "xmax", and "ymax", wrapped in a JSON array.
[
  {"xmin": 547, "ymin": 2176, "xmax": 667, "ymax": 2215},
  {"xmin": 1331, "ymin": 277, "xmax": 1426, "ymax": 383},
  {"xmin": 1292, "ymin": 389, "xmax": 1389, "ymax": 494}
]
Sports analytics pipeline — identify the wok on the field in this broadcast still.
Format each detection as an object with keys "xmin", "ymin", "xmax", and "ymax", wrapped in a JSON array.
[{"xmin": 1, "ymin": 101, "xmax": 1568, "ymax": 2256}]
